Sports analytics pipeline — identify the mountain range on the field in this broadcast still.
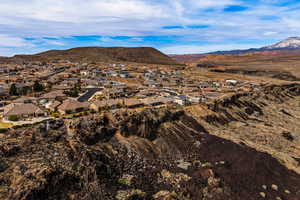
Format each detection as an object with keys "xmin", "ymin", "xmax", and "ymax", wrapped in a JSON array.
[
  {"xmin": 264, "ymin": 37, "xmax": 300, "ymax": 49},
  {"xmin": 170, "ymin": 37, "xmax": 300, "ymax": 62}
]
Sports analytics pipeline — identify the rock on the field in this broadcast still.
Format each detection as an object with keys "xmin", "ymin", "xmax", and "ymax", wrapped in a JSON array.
[
  {"xmin": 284, "ymin": 189, "xmax": 291, "ymax": 194},
  {"xmin": 259, "ymin": 192, "xmax": 266, "ymax": 198},
  {"xmin": 192, "ymin": 160, "xmax": 201, "ymax": 167},
  {"xmin": 194, "ymin": 141, "xmax": 201, "ymax": 148},
  {"xmin": 275, "ymin": 197, "xmax": 282, "ymax": 200},
  {"xmin": 159, "ymin": 170, "xmax": 191, "ymax": 186},
  {"xmin": 118, "ymin": 174, "xmax": 134, "ymax": 186},
  {"xmin": 201, "ymin": 162, "xmax": 213, "ymax": 168},
  {"xmin": 0, "ymin": 159, "xmax": 8, "ymax": 173},
  {"xmin": 207, "ymin": 177, "xmax": 220, "ymax": 188},
  {"xmin": 219, "ymin": 161, "xmax": 226, "ymax": 165},
  {"xmin": 176, "ymin": 160, "xmax": 191, "ymax": 170},
  {"xmin": 153, "ymin": 191, "xmax": 175, "ymax": 200},
  {"xmin": 116, "ymin": 189, "xmax": 146, "ymax": 200},
  {"xmin": 197, "ymin": 169, "xmax": 215, "ymax": 180},
  {"xmin": 271, "ymin": 184, "xmax": 278, "ymax": 191},
  {"xmin": 262, "ymin": 185, "xmax": 267, "ymax": 190}
]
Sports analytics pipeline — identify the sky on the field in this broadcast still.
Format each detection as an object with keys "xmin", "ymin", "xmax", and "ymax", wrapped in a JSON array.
[{"xmin": 0, "ymin": 0, "xmax": 300, "ymax": 56}]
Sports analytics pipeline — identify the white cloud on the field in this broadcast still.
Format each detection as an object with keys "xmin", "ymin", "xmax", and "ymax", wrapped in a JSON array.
[
  {"xmin": 0, "ymin": 0, "xmax": 168, "ymax": 23},
  {"xmin": 189, "ymin": 0, "xmax": 238, "ymax": 9},
  {"xmin": 44, "ymin": 40, "xmax": 65, "ymax": 46},
  {"xmin": 0, "ymin": 0, "xmax": 300, "ymax": 56},
  {"xmin": 0, "ymin": 34, "xmax": 29, "ymax": 47},
  {"xmin": 263, "ymin": 31, "xmax": 277, "ymax": 36}
]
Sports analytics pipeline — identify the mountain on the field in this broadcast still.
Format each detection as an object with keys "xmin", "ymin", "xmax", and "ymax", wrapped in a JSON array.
[
  {"xmin": 263, "ymin": 37, "xmax": 300, "ymax": 49},
  {"xmin": 170, "ymin": 37, "xmax": 300, "ymax": 63},
  {"xmin": 0, "ymin": 47, "xmax": 179, "ymax": 65}
]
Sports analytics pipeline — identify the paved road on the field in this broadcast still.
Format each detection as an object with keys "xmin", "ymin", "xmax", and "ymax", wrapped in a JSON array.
[{"xmin": 78, "ymin": 88, "xmax": 102, "ymax": 102}]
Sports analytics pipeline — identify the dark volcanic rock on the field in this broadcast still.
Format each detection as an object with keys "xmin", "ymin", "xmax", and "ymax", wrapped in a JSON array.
[{"xmin": 0, "ymin": 84, "xmax": 300, "ymax": 200}]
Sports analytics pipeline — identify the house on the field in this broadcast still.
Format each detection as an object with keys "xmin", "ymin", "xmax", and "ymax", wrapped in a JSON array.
[
  {"xmin": 46, "ymin": 100, "xmax": 61, "ymax": 112},
  {"xmin": 107, "ymin": 70, "xmax": 118, "ymax": 77},
  {"xmin": 0, "ymin": 87, "xmax": 9, "ymax": 100},
  {"xmin": 123, "ymin": 99, "xmax": 144, "ymax": 108},
  {"xmin": 204, "ymin": 92, "xmax": 222, "ymax": 99},
  {"xmin": 141, "ymin": 97, "xmax": 170, "ymax": 106},
  {"xmin": 226, "ymin": 80, "xmax": 238, "ymax": 85},
  {"xmin": 57, "ymin": 99, "xmax": 90, "ymax": 115},
  {"xmin": 40, "ymin": 90, "xmax": 66, "ymax": 101},
  {"xmin": 13, "ymin": 96, "xmax": 37, "ymax": 104},
  {"xmin": 80, "ymin": 70, "xmax": 89, "ymax": 77},
  {"xmin": 144, "ymin": 81, "xmax": 161, "ymax": 88},
  {"xmin": 3, "ymin": 103, "xmax": 47, "ymax": 120},
  {"xmin": 90, "ymin": 99, "xmax": 121, "ymax": 111},
  {"xmin": 52, "ymin": 84, "xmax": 72, "ymax": 90},
  {"xmin": 172, "ymin": 95, "xmax": 190, "ymax": 106},
  {"xmin": 120, "ymin": 72, "xmax": 129, "ymax": 78}
]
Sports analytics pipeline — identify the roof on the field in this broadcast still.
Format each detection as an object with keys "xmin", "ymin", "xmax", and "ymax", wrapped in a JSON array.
[
  {"xmin": 41, "ymin": 90, "xmax": 66, "ymax": 99},
  {"xmin": 48, "ymin": 101, "xmax": 61, "ymax": 110},
  {"xmin": 141, "ymin": 97, "xmax": 170, "ymax": 105},
  {"xmin": 58, "ymin": 99, "xmax": 90, "ymax": 111},
  {"xmin": 13, "ymin": 96, "xmax": 37, "ymax": 103},
  {"xmin": 92, "ymin": 99, "xmax": 121, "ymax": 108},
  {"xmin": 123, "ymin": 98, "xmax": 144, "ymax": 107},
  {"xmin": 52, "ymin": 84, "xmax": 72, "ymax": 90},
  {"xmin": 3, "ymin": 103, "xmax": 45, "ymax": 116},
  {"xmin": 0, "ymin": 88, "xmax": 8, "ymax": 96}
]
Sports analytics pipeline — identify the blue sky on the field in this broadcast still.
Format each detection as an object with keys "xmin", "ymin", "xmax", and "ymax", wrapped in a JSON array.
[{"xmin": 0, "ymin": 0, "xmax": 300, "ymax": 56}]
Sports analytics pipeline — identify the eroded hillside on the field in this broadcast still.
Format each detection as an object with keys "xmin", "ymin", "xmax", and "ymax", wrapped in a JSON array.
[{"xmin": 0, "ymin": 84, "xmax": 299, "ymax": 200}]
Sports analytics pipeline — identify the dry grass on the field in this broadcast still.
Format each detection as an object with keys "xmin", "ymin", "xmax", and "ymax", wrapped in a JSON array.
[{"xmin": 195, "ymin": 54, "xmax": 300, "ymax": 77}]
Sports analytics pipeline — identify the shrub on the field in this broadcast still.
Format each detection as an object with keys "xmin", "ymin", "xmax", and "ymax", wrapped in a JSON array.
[
  {"xmin": 12, "ymin": 125, "xmax": 23, "ymax": 129},
  {"xmin": 51, "ymin": 113, "xmax": 60, "ymax": 118},
  {"xmin": 0, "ymin": 129, "xmax": 8, "ymax": 134},
  {"xmin": 65, "ymin": 110, "xmax": 72, "ymax": 114},
  {"xmin": 90, "ymin": 110, "xmax": 96, "ymax": 114},
  {"xmin": 8, "ymin": 115, "xmax": 19, "ymax": 121}
]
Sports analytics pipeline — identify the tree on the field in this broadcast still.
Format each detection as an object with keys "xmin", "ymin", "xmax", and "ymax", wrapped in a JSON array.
[
  {"xmin": 33, "ymin": 81, "xmax": 44, "ymax": 92},
  {"xmin": 76, "ymin": 80, "xmax": 82, "ymax": 92},
  {"xmin": 69, "ymin": 87, "xmax": 79, "ymax": 97},
  {"xmin": 20, "ymin": 86, "xmax": 30, "ymax": 96},
  {"xmin": 64, "ymin": 86, "xmax": 79, "ymax": 97},
  {"xmin": 9, "ymin": 83, "xmax": 18, "ymax": 96},
  {"xmin": 8, "ymin": 115, "xmax": 19, "ymax": 121}
]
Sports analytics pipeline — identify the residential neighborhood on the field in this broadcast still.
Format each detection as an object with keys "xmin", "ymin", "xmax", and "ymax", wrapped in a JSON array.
[{"xmin": 0, "ymin": 60, "xmax": 265, "ymax": 129}]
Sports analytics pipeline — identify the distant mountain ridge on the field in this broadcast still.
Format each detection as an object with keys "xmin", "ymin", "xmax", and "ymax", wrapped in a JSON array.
[
  {"xmin": 0, "ymin": 47, "xmax": 179, "ymax": 65},
  {"xmin": 170, "ymin": 37, "xmax": 300, "ymax": 62},
  {"xmin": 263, "ymin": 37, "xmax": 300, "ymax": 49}
]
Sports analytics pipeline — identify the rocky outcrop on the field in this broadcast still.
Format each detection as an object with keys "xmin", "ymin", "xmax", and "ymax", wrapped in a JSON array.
[{"xmin": 0, "ymin": 84, "xmax": 300, "ymax": 200}]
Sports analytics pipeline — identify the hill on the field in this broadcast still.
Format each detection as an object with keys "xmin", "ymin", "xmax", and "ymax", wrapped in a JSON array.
[
  {"xmin": 1, "ymin": 47, "xmax": 179, "ymax": 65},
  {"xmin": 190, "ymin": 53, "xmax": 300, "ymax": 81}
]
